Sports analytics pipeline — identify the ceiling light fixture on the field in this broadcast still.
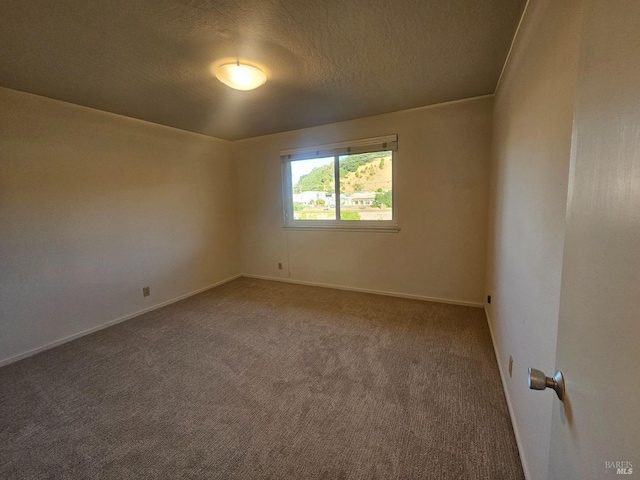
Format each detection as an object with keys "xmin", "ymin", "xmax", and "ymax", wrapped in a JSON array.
[{"xmin": 215, "ymin": 61, "xmax": 267, "ymax": 91}]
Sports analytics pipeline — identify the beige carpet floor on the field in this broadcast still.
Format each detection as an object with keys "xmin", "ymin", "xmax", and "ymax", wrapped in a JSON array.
[{"xmin": 0, "ymin": 277, "xmax": 524, "ymax": 479}]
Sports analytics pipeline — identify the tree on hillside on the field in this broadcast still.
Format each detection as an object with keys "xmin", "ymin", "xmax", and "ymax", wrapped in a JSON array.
[
  {"xmin": 294, "ymin": 164, "xmax": 334, "ymax": 192},
  {"xmin": 339, "ymin": 152, "xmax": 389, "ymax": 174},
  {"xmin": 373, "ymin": 190, "xmax": 392, "ymax": 209},
  {"xmin": 295, "ymin": 152, "xmax": 391, "ymax": 193}
]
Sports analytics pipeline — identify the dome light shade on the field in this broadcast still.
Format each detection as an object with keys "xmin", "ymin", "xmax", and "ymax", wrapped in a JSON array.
[{"xmin": 215, "ymin": 62, "xmax": 267, "ymax": 91}]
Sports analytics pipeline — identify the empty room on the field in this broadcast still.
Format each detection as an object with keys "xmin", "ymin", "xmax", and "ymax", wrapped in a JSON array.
[{"xmin": 1, "ymin": 1, "xmax": 638, "ymax": 479}]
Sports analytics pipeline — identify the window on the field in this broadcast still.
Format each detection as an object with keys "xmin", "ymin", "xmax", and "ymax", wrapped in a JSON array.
[{"xmin": 281, "ymin": 135, "xmax": 398, "ymax": 232}]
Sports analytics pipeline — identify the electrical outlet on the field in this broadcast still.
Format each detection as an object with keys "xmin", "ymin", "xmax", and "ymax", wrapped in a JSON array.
[
  {"xmin": 509, "ymin": 355, "xmax": 513, "ymax": 377},
  {"xmin": 143, "ymin": 287, "xmax": 150, "ymax": 297},
  {"xmin": 278, "ymin": 262, "xmax": 283, "ymax": 270},
  {"xmin": 487, "ymin": 294, "xmax": 492, "ymax": 304}
]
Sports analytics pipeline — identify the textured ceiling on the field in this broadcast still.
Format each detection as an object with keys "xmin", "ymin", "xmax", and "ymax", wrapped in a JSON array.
[{"xmin": 0, "ymin": 0, "xmax": 525, "ymax": 140}]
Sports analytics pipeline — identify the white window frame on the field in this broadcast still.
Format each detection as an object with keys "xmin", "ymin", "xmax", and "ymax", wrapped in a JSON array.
[{"xmin": 281, "ymin": 135, "xmax": 399, "ymax": 232}]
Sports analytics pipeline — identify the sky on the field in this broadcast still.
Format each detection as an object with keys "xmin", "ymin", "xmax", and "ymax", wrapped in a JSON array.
[{"xmin": 290, "ymin": 157, "xmax": 334, "ymax": 185}]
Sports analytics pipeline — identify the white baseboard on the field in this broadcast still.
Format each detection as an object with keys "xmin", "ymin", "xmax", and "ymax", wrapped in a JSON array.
[
  {"xmin": 1, "ymin": 272, "xmax": 482, "ymax": 369},
  {"xmin": 0, "ymin": 274, "xmax": 242, "ymax": 368},
  {"xmin": 484, "ymin": 306, "xmax": 531, "ymax": 480},
  {"xmin": 241, "ymin": 273, "xmax": 484, "ymax": 308}
]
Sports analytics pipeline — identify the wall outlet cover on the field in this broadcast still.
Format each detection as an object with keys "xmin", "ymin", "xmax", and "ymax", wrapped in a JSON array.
[{"xmin": 143, "ymin": 287, "xmax": 150, "ymax": 297}]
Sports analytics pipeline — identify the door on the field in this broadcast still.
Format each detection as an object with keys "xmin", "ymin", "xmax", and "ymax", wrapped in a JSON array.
[{"xmin": 548, "ymin": 1, "xmax": 640, "ymax": 478}]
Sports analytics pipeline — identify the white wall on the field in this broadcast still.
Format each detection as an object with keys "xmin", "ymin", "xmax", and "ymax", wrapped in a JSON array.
[
  {"xmin": 549, "ymin": 1, "xmax": 640, "ymax": 477},
  {"xmin": 234, "ymin": 96, "xmax": 492, "ymax": 305},
  {"xmin": 0, "ymin": 87, "xmax": 240, "ymax": 365},
  {"xmin": 485, "ymin": 1, "xmax": 584, "ymax": 479}
]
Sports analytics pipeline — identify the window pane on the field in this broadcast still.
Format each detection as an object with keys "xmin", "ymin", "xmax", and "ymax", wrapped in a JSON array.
[
  {"xmin": 339, "ymin": 151, "xmax": 392, "ymax": 220},
  {"xmin": 291, "ymin": 157, "xmax": 336, "ymax": 220}
]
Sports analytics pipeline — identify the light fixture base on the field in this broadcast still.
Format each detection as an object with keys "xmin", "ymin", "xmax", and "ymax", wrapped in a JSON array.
[{"xmin": 214, "ymin": 61, "xmax": 267, "ymax": 91}]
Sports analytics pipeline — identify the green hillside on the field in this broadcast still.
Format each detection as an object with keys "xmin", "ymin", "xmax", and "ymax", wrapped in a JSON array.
[
  {"xmin": 294, "ymin": 164, "xmax": 334, "ymax": 193},
  {"xmin": 294, "ymin": 152, "xmax": 391, "ymax": 193},
  {"xmin": 339, "ymin": 151, "xmax": 386, "ymax": 175}
]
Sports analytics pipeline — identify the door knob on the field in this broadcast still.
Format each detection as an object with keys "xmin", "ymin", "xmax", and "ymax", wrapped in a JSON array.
[{"xmin": 528, "ymin": 367, "xmax": 565, "ymax": 401}]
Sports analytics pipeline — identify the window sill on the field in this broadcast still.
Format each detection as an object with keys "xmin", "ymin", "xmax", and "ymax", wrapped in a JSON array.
[{"xmin": 283, "ymin": 225, "xmax": 400, "ymax": 233}]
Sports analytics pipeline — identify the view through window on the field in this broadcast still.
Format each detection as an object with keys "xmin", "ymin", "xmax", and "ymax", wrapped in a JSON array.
[{"xmin": 289, "ymin": 151, "xmax": 393, "ymax": 222}]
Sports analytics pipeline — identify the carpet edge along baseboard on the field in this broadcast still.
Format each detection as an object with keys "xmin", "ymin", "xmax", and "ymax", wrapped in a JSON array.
[
  {"xmin": 0, "ymin": 274, "xmax": 242, "ymax": 368},
  {"xmin": 241, "ymin": 273, "xmax": 484, "ymax": 308}
]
